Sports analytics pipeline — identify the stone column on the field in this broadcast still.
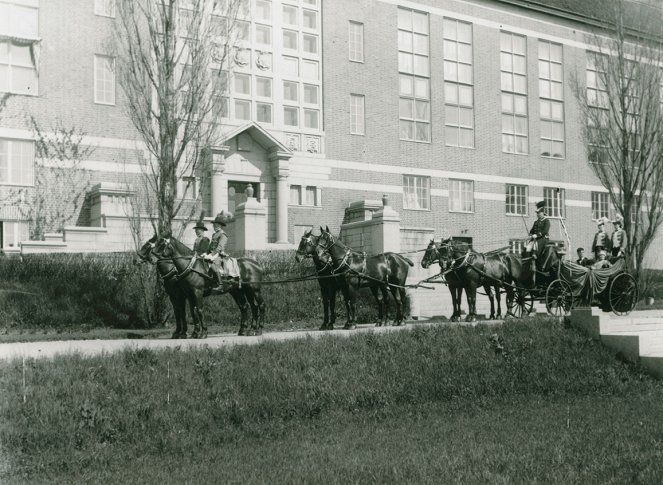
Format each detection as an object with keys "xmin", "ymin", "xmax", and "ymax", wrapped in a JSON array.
[
  {"xmin": 234, "ymin": 185, "xmax": 267, "ymax": 251},
  {"xmin": 269, "ymin": 149, "xmax": 293, "ymax": 244},
  {"xmin": 209, "ymin": 145, "xmax": 229, "ymax": 216},
  {"xmin": 371, "ymin": 195, "xmax": 401, "ymax": 253}
]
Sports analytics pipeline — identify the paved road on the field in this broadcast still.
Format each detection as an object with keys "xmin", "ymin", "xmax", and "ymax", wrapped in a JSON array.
[{"xmin": 0, "ymin": 320, "xmax": 501, "ymax": 361}]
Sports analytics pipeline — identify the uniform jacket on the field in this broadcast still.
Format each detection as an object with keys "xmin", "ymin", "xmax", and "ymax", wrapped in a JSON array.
[
  {"xmin": 611, "ymin": 228, "xmax": 627, "ymax": 251},
  {"xmin": 592, "ymin": 231, "xmax": 611, "ymax": 254},
  {"xmin": 529, "ymin": 217, "xmax": 550, "ymax": 239},
  {"xmin": 208, "ymin": 229, "xmax": 228, "ymax": 256},
  {"xmin": 193, "ymin": 236, "xmax": 210, "ymax": 255},
  {"xmin": 576, "ymin": 257, "xmax": 589, "ymax": 266}
]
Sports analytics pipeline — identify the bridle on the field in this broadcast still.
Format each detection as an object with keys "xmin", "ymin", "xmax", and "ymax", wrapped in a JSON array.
[
  {"xmin": 298, "ymin": 233, "xmax": 334, "ymax": 272},
  {"xmin": 316, "ymin": 232, "xmax": 366, "ymax": 275}
]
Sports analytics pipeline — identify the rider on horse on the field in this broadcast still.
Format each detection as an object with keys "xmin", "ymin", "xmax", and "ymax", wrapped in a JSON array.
[
  {"xmin": 203, "ymin": 211, "xmax": 238, "ymax": 292},
  {"xmin": 192, "ymin": 219, "xmax": 210, "ymax": 256}
]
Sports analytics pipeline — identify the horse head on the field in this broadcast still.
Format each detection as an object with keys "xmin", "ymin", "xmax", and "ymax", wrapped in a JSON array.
[
  {"xmin": 295, "ymin": 229, "xmax": 317, "ymax": 262},
  {"xmin": 154, "ymin": 234, "xmax": 175, "ymax": 259},
  {"xmin": 135, "ymin": 234, "xmax": 159, "ymax": 265},
  {"xmin": 421, "ymin": 238, "xmax": 439, "ymax": 269}
]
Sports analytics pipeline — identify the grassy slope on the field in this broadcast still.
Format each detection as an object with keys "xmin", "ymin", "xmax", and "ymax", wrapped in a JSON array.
[{"xmin": 1, "ymin": 320, "xmax": 663, "ymax": 484}]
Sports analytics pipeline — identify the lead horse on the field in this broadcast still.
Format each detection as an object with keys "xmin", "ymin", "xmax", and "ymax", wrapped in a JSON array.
[
  {"xmin": 154, "ymin": 235, "xmax": 266, "ymax": 337},
  {"xmin": 422, "ymin": 238, "xmax": 514, "ymax": 322},
  {"xmin": 315, "ymin": 226, "xmax": 413, "ymax": 327},
  {"xmin": 295, "ymin": 229, "xmax": 351, "ymax": 330}
]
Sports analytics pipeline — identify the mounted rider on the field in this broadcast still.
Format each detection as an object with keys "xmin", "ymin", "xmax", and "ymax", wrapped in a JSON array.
[
  {"xmin": 192, "ymin": 218, "xmax": 210, "ymax": 256},
  {"xmin": 203, "ymin": 211, "xmax": 240, "ymax": 292},
  {"xmin": 525, "ymin": 200, "xmax": 550, "ymax": 263}
]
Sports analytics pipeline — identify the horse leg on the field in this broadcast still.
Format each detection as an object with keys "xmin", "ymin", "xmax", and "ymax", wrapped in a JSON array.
[
  {"xmin": 245, "ymin": 287, "xmax": 260, "ymax": 335},
  {"xmin": 370, "ymin": 286, "xmax": 383, "ymax": 327},
  {"xmin": 380, "ymin": 284, "xmax": 391, "ymax": 326},
  {"xmin": 320, "ymin": 283, "xmax": 330, "ymax": 331},
  {"xmin": 495, "ymin": 286, "xmax": 502, "ymax": 319},
  {"xmin": 344, "ymin": 284, "xmax": 358, "ymax": 330},
  {"xmin": 340, "ymin": 283, "xmax": 352, "ymax": 328},
  {"xmin": 389, "ymin": 285, "xmax": 404, "ymax": 326},
  {"xmin": 449, "ymin": 286, "xmax": 460, "ymax": 322},
  {"xmin": 193, "ymin": 290, "xmax": 206, "ymax": 339},
  {"xmin": 169, "ymin": 290, "xmax": 185, "ymax": 338},
  {"xmin": 465, "ymin": 283, "xmax": 478, "ymax": 322},
  {"xmin": 252, "ymin": 287, "xmax": 266, "ymax": 332},
  {"xmin": 328, "ymin": 286, "xmax": 337, "ymax": 330},
  {"xmin": 230, "ymin": 291, "xmax": 250, "ymax": 336},
  {"xmin": 485, "ymin": 285, "xmax": 495, "ymax": 320}
]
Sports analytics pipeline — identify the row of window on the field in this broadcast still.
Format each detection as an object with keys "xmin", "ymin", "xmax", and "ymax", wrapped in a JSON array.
[
  {"xmin": 402, "ymin": 174, "xmax": 609, "ymax": 220},
  {"xmin": 349, "ymin": 11, "xmax": 568, "ymax": 157}
]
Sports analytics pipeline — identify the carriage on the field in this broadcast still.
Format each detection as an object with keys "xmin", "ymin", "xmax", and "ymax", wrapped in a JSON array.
[{"xmin": 507, "ymin": 243, "xmax": 639, "ymax": 318}]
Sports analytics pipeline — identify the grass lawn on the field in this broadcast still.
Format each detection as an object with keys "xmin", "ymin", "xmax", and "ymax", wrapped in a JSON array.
[{"xmin": 2, "ymin": 320, "xmax": 663, "ymax": 484}]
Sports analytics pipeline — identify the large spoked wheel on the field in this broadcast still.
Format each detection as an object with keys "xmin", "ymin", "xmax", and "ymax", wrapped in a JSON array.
[
  {"xmin": 608, "ymin": 273, "xmax": 639, "ymax": 316},
  {"xmin": 508, "ymin": 288, "xmax": 533, "ymax": 318},
  {"xmin": 546, "ymin": 279, "xmax": 573, "ymax": 317}
]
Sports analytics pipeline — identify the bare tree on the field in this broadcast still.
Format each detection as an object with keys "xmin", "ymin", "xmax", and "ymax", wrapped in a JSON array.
[
  {"xmin": 572, "ymin": 0, "xmax": 663, "ymax": 277},
  {"xmin": 114, "ymin": 0, "xmax": 245, "ymax": 235}
]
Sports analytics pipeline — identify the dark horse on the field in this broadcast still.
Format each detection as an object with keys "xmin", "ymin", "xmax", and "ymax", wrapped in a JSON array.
[
  {"xmin": 154, "ymin": 236, "xmax": 266, "ymax": 337},
  {"xmin": 135, "ymin": 235, "xmax": 189, "ymax": 339},
  {"xmin": 295, "ymin": 229, "xmax": 350, "ymax": 330},
  {"xmin": 421, "ymin": 238, "xmax": 513, "ymax": 322},
  {"xmin": 315, "ymin": 226, "xmax": 413, "ymax": 327}
]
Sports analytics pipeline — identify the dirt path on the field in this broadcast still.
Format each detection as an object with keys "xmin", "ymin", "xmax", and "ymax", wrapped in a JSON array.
[{"xmin": 0, "ymin": 320, "xmax": 500, "ymax": 361}]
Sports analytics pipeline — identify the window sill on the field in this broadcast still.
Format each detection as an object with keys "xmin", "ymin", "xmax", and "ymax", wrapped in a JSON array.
[
  {"xmin": 349, "ymin": 59, "xmax": 364, "ymax": 64},
  {"xmin": 541, "ymin": 155, "xmax": 565, "ymax": 160},
  {"xmin": 445, "ymin": 144, "xmax": 475, "ymax": 149},
  {"xmin": 400, "ymin": 138, "xmax": 431, "ymax": 144},
  {"xmin": 506, "ymin": 213, "xmax": 529, "ymax": 217},
  {"xmin": 94, "ymin": 100, "xmax": 116, "ymax": 106},
  {"xmin": 403, "ymin": 207, "xmax": 430, "ymax": 212},
  {"xmin": 449, "ymin": 210, "xmax": 475, "ymax": 214},
  {"xmin": 289, "ymin": 204, "xmax": 321, "ymax": 209},
  {"xmin": 502, "ymin": 151, "xmax": 529, "ymax": 156},
  {"xmin": 350, "ymin": 132, "xmax": 365, "ymax": 136},
  {"xmin": 0, "ymin": 182, "xmax": 35, "ymax": 188}
]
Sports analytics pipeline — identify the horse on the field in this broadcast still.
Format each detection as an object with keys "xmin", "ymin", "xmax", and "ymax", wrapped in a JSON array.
[
  {"xmin": 423, "ymin": 238, "xmax": 514, "ymax": 322},
  {"xmin": 154, "ymin": 235, "xmax": 266, "ymax": 337},
  {"xmin": 295, "ymin": 229, "xmax": 351, "ymax": 330},
  {"xmin": 135, "ymin": 235, "xmax": 188, "ymax": 339},
  {"xmin": 420, "ymin": 239, "xmax": 465, "ymax": 322},
  {"xmin": 315, "ymin": 226, "xmax": 414, "ymax": 327}
]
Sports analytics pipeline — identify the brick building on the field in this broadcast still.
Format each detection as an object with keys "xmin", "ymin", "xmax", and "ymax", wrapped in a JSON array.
[{"xmin": 1, "ymin": 0, "xmax": 662, "ymax": 268}]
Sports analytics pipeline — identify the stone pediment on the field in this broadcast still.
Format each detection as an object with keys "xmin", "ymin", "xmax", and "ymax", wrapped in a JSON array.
[{"xmin": 220, "ymin": 122, "xmax": 292, "ymax": 158}]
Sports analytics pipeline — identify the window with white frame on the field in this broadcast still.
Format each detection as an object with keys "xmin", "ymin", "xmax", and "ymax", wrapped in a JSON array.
[
  {"xmin": 449, "ymin": 179, "xmax": 474, "ymax": 213},
  {"xmin": 349, "ymin": 21, "xmax": 364, "ymax": 62},
  {"xmin": 177, "ymin": 176, "xmax": 197, "ymax": 200},
  {"xmin": 283, "ymin": 5, "xmax": 297, "ymax": 26},
  {"xmin": 94, "ymin": 55, "xmax": 115, "ymax": 105},
  {"xmin": 398, "ymin": 8, "xmax": 430, "ymax": 142},
  {"xmin": 94, "ymin": 0, "xmax": 115, "ymax": 18},
  {"xmin": 544, "ymin": 187, "xmax": 565, "ymax": 218},
  {"xmin": 539, "ymin": 40, "xmax": 564, "ymax": 158},
  {"xmin": 0, "ymin": 1, "xmax": 39, "ymax": 39},
  {"xmin": 500, "ymin": 32, "xmax": 528, "ymax": 154},
  {"xmin": 592, "ymin": 192, "xmax": 610, "ymax": 220},
  {"xmin": 0, "ymin": 40, "xmax": 38, "ymax": 95},
  {"xmin": 506, "ymin": 184, "xmax": 528, "ymax": 215},
  {"xmin": 290, "ymin": 184, "xmax": 318, "ymax": 206},
  {"xmin": 0, "ymin": 138, "xmax": 34, "ymax": 185},
  {"xmin": 256, "ymin": 102, "xmax": 272, "ymax": 123},
  {"xmin": 403, "ymin": 175, "xmax": 430, "ymax": 210},
  {"xmin": 350, "ymin": 94, "xmax": 365, "ymax": 135},
  {"xmin": 0, "ymin": 220, "xmax": 29, "ymax": 248},
  {"xmin": 443, "ymin": 18, "xmax": 474, "ymax": 148}
]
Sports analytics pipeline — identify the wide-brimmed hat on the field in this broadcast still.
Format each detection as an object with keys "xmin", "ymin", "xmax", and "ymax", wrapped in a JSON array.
[
  {"xmin": 212, "ymin": 211, "xmax": 233, "ymax": 226},
  {"xmin": 613, "ymin": 214, "xmax": 623, "ymax": 226},
  {"xmin": 193, "ymin": 221, "xmax": 207, "ymax": 231},
  {"xmin": 535, "ymin": 201, "xmax": 546, "ymax": 213},
  {"xmin": 597, "ymin": 217, "xmax": 606, "ymax": 227},
  {"xmin": 598, "ymin": 250, "xmax": 607, "ymax": 257}
]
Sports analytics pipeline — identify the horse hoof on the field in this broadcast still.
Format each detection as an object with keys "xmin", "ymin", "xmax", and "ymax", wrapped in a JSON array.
[
  {"xmin": 465, "ymin": 316, "xmax": 476, "ymax": 323},
  {"xmin": 254, "ymin": 328, "xmax": 263, "ymax": 336},
  {"xmin": 238, "ymin": 329, "xmax": 248, "ymax": 336},
  {"xmin": 343, "ymin": 324, "xmax": 355, "ymax": 330},
  {"xmin": 171, "ymin": 332, "xmax": 179, "ymax": 339}
]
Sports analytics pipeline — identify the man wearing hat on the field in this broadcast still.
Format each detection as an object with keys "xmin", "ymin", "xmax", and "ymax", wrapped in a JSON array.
[
  {"xmin": 611, "ymin": 215, "xmax": 627, "ymax": 258},
  {"xmin": 192, "ymin": 220, "xmax": 210, "ymax": 256},
  {"xmin": 591, "ymin": 217, "xmax": 611, "ymax": 260},
  {"xmin": 204, "ymin": 211, "xmax": 235, "ymax": 291},
  {"xmin": 525, "ymin": 201, "xmax": 550, "ymax": 261}
]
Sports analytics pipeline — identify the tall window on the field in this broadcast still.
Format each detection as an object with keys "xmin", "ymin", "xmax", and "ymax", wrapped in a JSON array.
[
  {"xmin": 544, "ymin": 187, "xmax": 565, "ymax": 218},
  {"xmin": 449, "ymin": 179, "xmax": 474, "ymax": 213},
  {"xmin": 0, "ymin": 221, "xmax": 29, "ymax": 248},
  {"xmin": 586, "ymin": 52, "xmax": 610, "ymax": 164},
  {"xmin": 443, "ymin": 18, "xmax": 474, "ymax": 148},
  {"xmin": 94, "ymin": 55, "xmax": 115, "ymax": 105},
  {"xmin": 506, "ymin": 184, "xmax": 528, "ymax": 215},
  {"xmin": 0, "ymin": 41, "xmax": 37, "ymax": 95},
  {"xmin": 94, "ymin": 0, "xmax": 115, "ymax": 17},
  {"xmin": 539, "ymin": 40, "xmax": 564, "ymax": 158},
  {"xmin": 349, "ymin": 21, "xmax": 364, "ymax": 62},
  {"xmin": 592, "ymin": 192, "xmax": 610, "ymax": 220},
  {"xmin": 403, "ymin": 175, "xmax": 430, "ymax": 210},
  {"xmin": 0, "ymin": 138, "xmax": 34, "ymax": 185},
  {"xmin": 350, "ymin": 94, "xmax": 365, "ymax": 135},
  {"xmin": 398, "ymin": 8, "xmax": 430, "ymax": 142},
  {"xmin": 501, "ymin": 32, "xmax": 528, "ymax": 154},
  {"xmin": 290, "ymin": 185, "xmax": 318, "ymax": 206}
]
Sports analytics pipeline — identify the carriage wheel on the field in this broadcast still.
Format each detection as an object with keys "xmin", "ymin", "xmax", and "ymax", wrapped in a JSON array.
[
  {"xmin": 508, "ymin": 289, "xmax": 533, "ymax": 318},
  {"xmin": 545, "ymin": 279, "xmax": 573, "ymax": 317},
  {"xmin": 608, "ymin": 273, "xmax": 639, "ymax": 316}
]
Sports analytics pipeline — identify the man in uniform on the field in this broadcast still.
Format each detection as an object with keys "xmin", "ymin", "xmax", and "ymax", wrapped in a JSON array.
[
  {"xmin": 576, "ymin": 247, "xmax": 589, "ymax": 266},
  {"xmin": 192, "ymin": 220, "xmax": 210, "ymax": 256},
  {"xmin": 203, "ymin": 211, "xmax": 235, "ymax": 291},
  {"xmin": 525, "ymin": 201, "xmax": 550, "ymax": 262},
  {"xmin": 591, "ymin": 218, "xmax": 610, "ymax": 260},
  {"xmin": 611, "ymin": 215, "xmax": 627, "ymax": 258}
]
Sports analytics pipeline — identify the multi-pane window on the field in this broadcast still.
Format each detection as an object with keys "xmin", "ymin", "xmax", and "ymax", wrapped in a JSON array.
[
  {"xmin": 0, "ymin": 1, "xmax": 39, "ymax": 38},
  {"xmin": 283, "ymin": 5, "xmax": 297, "ymax": 26},
  {"xmin": 449, "ymin": 179, "xmax": 474, "ymax": 213},
  {"xmin": 403, "ymin": 175, "xmax": 430, "ymax": 210},
  {"xmin": 94, "ymin": 0, "xmax": 115, "ymax": 17},
  {"xmin": 586, "ymin": 52, "xmax": 610, "ymax": 163},
  {"xmin": 94, "ymin": 55, "xmax": 115, "ymax": 105},
  {"xmin": 0, "ymin": 221, "xmax": 29, "ymax": 249},
  {"xmin": 501, "ymin": 32, "xmax": 528, "ymax": 154},
  {"xmin": 350, "ymin": 94, "xmax": 365, "ymax": 135},
  {"xmin": 349, "ymin": 21, "xmax": 364, "ymax": 62},
  {"xmin": 592, "ymin": 192, "xmax": 610, "ymax": 220},
  {"xmin": 443, "ymin": 19, "xmax": 474, "ymax": 148},
  {"xmin": 506, "ymin": 184, "xmax": 528, "ymax": 215},
  {"xmin": 290, "ymin": 185, "xmax": 317, "ymax": 206},
  {"xmin": 544, "ymin": 187, "xmax": 565, "ymax": 218},
  {"xmin": 0, "ymin": 139, "xmax": 34, "ymax": 185},
  {"xmin": 284, "ymin": 106, "xmax": 298, "ymax": 126},
  {"xmin": 0, "ymin": 40, "xmax": 37, "ymax": 95},
  {"xmin": 539, "ymin": 40, "xmax": 564, "ymax": 158},
  {"xmin": 398, "ymin": 8, "xmax": 430, "ymax": 142}
]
